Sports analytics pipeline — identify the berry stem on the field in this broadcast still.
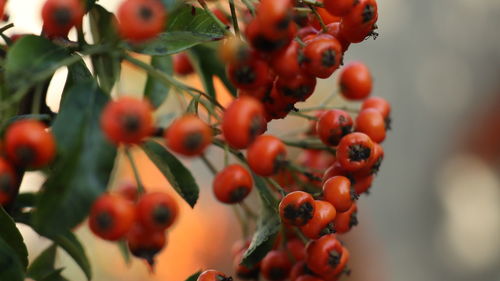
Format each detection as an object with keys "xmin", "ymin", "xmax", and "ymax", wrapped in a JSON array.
[
  {"xmin": 30, "ymin": 84, "xmax": 44, "ymax": 115},
  {"xmin": 289, "ymin": 111, "xmax": 318, "ymax": 121},
  {"xmin": 0, "ymin": 23, "xmax": 14, "ymax": 34},
  {"xmin": 307, "ymin": 4, "xmax": 328, "ymax": 33},
  {"xmin": 302, "ymin": 0, "xmax": 324, "ymax": 7},
  {"xmin": 232, "ymin": 205, "xmax": 250, "ymax": 237},
  {"xmin": 124, "ymin": 148, "xmax": 146, "ymax": 195},
  {"xmin": 200, "ymin": 153, "xmax": 218, "ymax": 175},
  {"xmin": 239, "ymin": 201, "xmax": 258, "ymax": 220},
  {"xmin": 265, "ymin": 178, "xmax": 286, "ymax": 197},
  {"xmin": 228, "ymin": 0, "xmax": 241, "ymax": 37},
  {"xmin": 282, "ymin": 139, "xmax": 336, "ymax": 154},
  {"xmin": 294, "ymin": 227, "xmax": 309, "ymax": 244}
]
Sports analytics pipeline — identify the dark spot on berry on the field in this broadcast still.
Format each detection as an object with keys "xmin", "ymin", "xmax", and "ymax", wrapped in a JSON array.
[
  {"xmin": 361, "ymin": 4, "xmax": 376, "ymax": 23},
  {"xmin": 234, "ymin": 65, "xmax": 256, "ymax": 85},
  {"xmin": 348, "ymin": 144, "xmax": 371, "ymax": 162},
  {"xmin": 321, "ymin": 49, "xmax": 336, "ymax": 68},
  {"xmin": 283, "ymin": 201, "xmax": 314, "ymax": 224},
  {"xmin": 138, "ymin": 5, "xmax": 153, "ymax": 21},
  {"xmin": 121, "ymin": 114, "xmax": 141, "ymax": 134},
  {"xmin": 371, "ymin": 155, "xmax": 383, "ymax": 174},
  {"xmin": 229, "ymin": 186, "xmax": 250, "ymax": 203},
  {"xmin": 249, "ymin": 115, "xmax": 264, "ymax": 140},
  {"xmin": 15, "ymin": 146, "xmax": 35, "ymax": 166},
  {"xmin": 251, "ymin": 35, "xmax": 288, "ymax": 52},
  {"xmin": 216, "ymin": 275, "xmax": 233, "ymax": 281},
  {"xmin": 349, "ymin": 212, "xmax": 358, "ymax": 228},
  {"xmin": 96, "ymin": 211, "xmax": 113, "ymax": 231},
  {"xmin": 130, "ymin": 246, "xmax": 162, "ymax": 266},
  {"xmin": 275, "ymin": 14, "xmax": 291, "ymax": 31},
  {"xmin": 52, "ymin": 7, "xmax": 72, "ymax": 26},
  {"xmin": 0, "ymin": 174, "xmax": 13, "ymax": 194},
  {"xmin": 319, "ymin": 222, "xmax": 336, "ymax": 236},
  {"xmin": 328, "ymin": 250, "xmax": 341, "ymax": 267},
  {"xmin": 350, "ymin": 188, "xmax": 359, "ymax": 200},
  {"xmin": 183, "ymin": 131, "xmax": 203, "ymax": 151},
  {"xmin": 152, "ymin": 204, "xmax": 171, "ymax": 226},
  {"xmin": 268, "ymin": 267, "xmax": 287, "ymax": 280}
]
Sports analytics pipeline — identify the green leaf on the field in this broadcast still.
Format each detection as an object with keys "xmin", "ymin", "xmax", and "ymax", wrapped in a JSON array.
[
  {"xmin": 28, "ymin": 245, "xmax": 57, "ymax": 280},
  {"xmin": 0, "ymin": 238, "xmax": 25, "ymax": 281},
  {"xmin": 144, "ymin": 55, "xmax": 173, "ymax": 108},
  {"xmin": 141, "ymin": 140, "xmax": 199, "ymax": 207},
  {"xmin": 39, "ymin": 269, "xmax": 69, "ymax": 281},
  {"xmin": 0, "ymin": 207, "xmax": 28, "ymax": 269},
  {"xmin": 241, "ymin": 176, "xmax": 280, "ymax": 267},
  {"xmin": 189, "ymin": 44, "xmax": 237, "ymax": 99},
  {"xmin": 4, "ymin": 35, "xmax": 69, "ymax": 92},
  {"xmin": 185, "ymin": 271, "xmax": 201, "ymax": 281},
  {"xmin": 129, "ymin": 5, "xmax": 225, "ymax": 55},
  {"xmin": 33, "ymin": 80, "xmax": 116, "ymax": 239},
  {"xmin": 89, "ymin": 5, "xmax": 122, "ymax": 93},
  {"xmin": 117, "ymin": 240, "xmax": 131, "ymax": 265},
  {"xmin": 49, "ymin": 231, "xmax": 91, "ymax": 281}
]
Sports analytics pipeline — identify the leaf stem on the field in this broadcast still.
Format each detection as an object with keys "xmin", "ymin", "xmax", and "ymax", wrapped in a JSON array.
[
  {"xmin": 229, "ymin": 0, "xmax": 241, "ymax": 36},
  {"xmin": 125, "ymin": 148, "xmax": 146, "ymax": 195}
]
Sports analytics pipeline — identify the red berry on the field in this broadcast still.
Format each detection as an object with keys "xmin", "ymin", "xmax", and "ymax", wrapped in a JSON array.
[
  {"xmin": 296, "ymin": 275, "xmax": 325, "ymax": 281},
  {"xmin": 261, "ymin": 250, "xmax": 293, "ymax": 281},
  {"xmin": 256, "ymin": 0, "xmax": 293, "ymax": 38},
  {"xmin": 361, "ymin": 96, "xmax": 391, "ymax": 120},
  {"xmin": 270, "ymin": 41, "xmax": 303, "ymax": 78},
  {"xmin": 279, "ymin": 191, "xmax": 315, "ymax": 226},
  {"xmin": 5, "ymin": 120, "xmax": 56, "ymax": 169},
  {"xmin": 316, "ymin": 110, "xmax": 353, "ymax": 146},
  {"xmin": 275, "ymin": 73, "xmax": 317, "ymax": 102},
  {"xmin": 287, "ymin": 238, "xmax": 307, "ymax": 261},
  {"xmin": 334, "ymin": 203, "xmax": 358, "ymax": 234},
  {"xmin": 127, "ymin": 223, "xmax": 166, "ymax": 265},
  {"xmin": 336, "ymin": 132, "xmax": 374, "ymax": 171},
  {"xmin": 305, "ymin": 234, "xmax": 343, "ymax": 276},
  {"xmin": 115, "ymin": 181, "xmax": 138, "ymax": 202},
  {"xmin": 212, "ymin": 8, "xmax": 230, "ymax": 26},
  {"xmin": 355, "ymin": 108, "xmax": 386, "ymax": 143},
  {"xmin": 165, "ymin": 115, "xmax": 213, "ymax": 156},
  {"xmin": 303, "ymin": 35, "xmax": 343, "ymax": 79},
  {"xmin": 247, "ymin": 135, "xmax": 286, "ymax": 177},
  {"xmin": 222, "ymin": 96, "xmax": 267, "ymax": 149},
  {"xmin": 197, "ymin": 269, "xmax": 233, "ymax": 281},
  {"xmin": 340, "ymin": 0, "xmax": 378, "ymax": 43},
  {"xmin": 323, "ymin": 0, "xmax": 358, "ymax": 16},
  {"xmin": 0, "ymin": 158, "xmax": 18, "ymax": 206},
  {"xmin": 136, "ymin": 192, "xmax": 178, "ymax": 231},
  {"xmin": 41, "ymin": 0, "xmax": 84, "ymax": 38},
  {"xmin": 227, "ymin": 54, "xmax": 271, "ymax": 90},
  {"xmin": 100, "ymin": 97, "xmax": 154, "ymax": 145},
  {"xmin": 322, "ymin": 176, "xmax": 356, "ymax": 213},
  {"xmin": 339, "ymin": 62, "xmax": 373, "ymax": 100},
  {"xmin": 213, "ymin": 164, "xmax": 253, "ymax": 204},
  {"xmin": 88, "ymin": 194, "xmax": 135, "ymax": 241},
  {"xmin": 246, "ymin": 17, "xmax": 295, "ymax": 53},
  {"xmin": 173, "ymin": 53, "xmax": 194, "ymax": 76},
  {"xmin": 233, "ymin": 249, "xmax": 260, "ymax": 280},
  {"xmin": 117, "ymin": 0, "xmax": 167, "ymax": 42},
  {"xmin": 300, "ymin": 200, "xmax": 337, "ymax": 239}
]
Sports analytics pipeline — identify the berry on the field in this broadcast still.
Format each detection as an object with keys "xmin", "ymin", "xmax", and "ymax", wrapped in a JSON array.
[
  {"xmin": 222, "ymin": 96, "xmax": 267, "ymax": 149},
  {"xmin": 165, "ymin": 115, "xmax": 213, "ymax": 156},
  {"xmin": 303, "ymin": 35, "xmax": 343, "ymax": 79},
  {"xmin": 300, "ymin": 200, "xmax": 337, "ymax": 239},
  {"xmin": 245, "ymin": 17, "xmax": 295, "ymax": 53},
  {"xmin": 0, "ymin": 158, "xmax": 18, "ymax": 206},
  {"xmin": 275, "ymin": 73, "xmax": 317, "ymax": 102},
  {"xmin": 279, "ymin": 191, "xmax": 315, "ymax": 226},
  {"xmin": 296, "ymin": 275, "xmax": 325, "ymax": 281},
  {"xmin": 173, "ymin": 53, "xmax": 194, "ymax": 76},
  {"xmin": 197, "ymin": 269, "xmax": 233, "ymax": 281},
  {"xmin": 339, "ymin": 62, "xmax": 373, "ymax": 100},
  {"xmin": 322, "ymin": 176, "xmax": 356, "ymax": 213},
  {"xmin": 233, "ymin": 250, "xmax": 260, "ymax": 280},
  {"xmin": 361, "ymin": 96, "xmax": 391, "ymax": 120},
  {"xmin": 101, "ymin": 97, "xmax": 154, "ymax": 145},
  {"xmin": 115, "ymin": 181, "xmax": 138, "ymax": 202},
  {"xmin": 361, "ymin": 142, "xmax": 384, "ymax": 175},
  {"xmin": 247, "ymin": 135, "xmax": 287, "ymax": 177},
  {"xmin": 127, "ymin": 223, "xmax": 166, "ymax": 265},
  {"xmin": 316, "ymin": 110, "xmax": 353, "ymax": 146},
  {"xmin": 287, "ymin": 238, "xmax": 307, "ymax": 261},
  {"xmin": 212, "ymin": 8, "xmax": 230, "ymax": 26},
  {"xmin": 336, "ymin": 132, "xmax": 374, "ymax": 171},
  {"xmin": 323, "ymin": 0, "xmax": 358, "ymax": 16},
  {"xmin": 213, "ymin": 164, "xmax": 253, "ymax": 204},
  {"xmin": 334, "ymin": 203, "xmax": 358, "ymax": 234},
  {"xmin": 227, "ymin": 53, "xmax": 271, "ymax": 90},
  {"xmin": 88, "ymin": 194, "xmax": 135, "ymax": 241},
  {"xmin": 340, "ymin": 0, "xmax": 378, "ymax": 43},
  {"xmin": 136, "ymin": 192, "xmax": 178, "ymax": 231},
  {"xmin": 41, "ymin": 0, "xmax": 84, "ymax": 38},
  {"xmin": 261, "ymin": 250, "xmax": 292, "ymax": 281},
  {"xmin": 305, "ymin": 234, "xmax": 343, "ymax": 276},
  {"xmin": 117, "ymin": 0, "xmax": 166, "ymax": 42},
  {"xmin": 5, "ymin": 119, "xmax": 56, "ymax": 169},
  {"xmin": 256, "ymin": 0, "xmax": 293, "ymax": 38},
  {"xmin": 0, "ymin": 0, "xmax": 5, "ymax": 20},
  {"xmin": 355, "ymin": 108, "xmax": 386, "ymax": 143},
  {"xmin": 270, "ymin": 41, "xmax": 303, "ymax": 78}
]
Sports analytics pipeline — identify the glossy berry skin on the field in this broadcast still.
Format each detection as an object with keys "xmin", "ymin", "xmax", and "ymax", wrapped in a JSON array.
[
  {"xmin": 279, "ymin": 191, "xmax": 315, "ymax": 226},
  {"xmin": 334, "ymin": 203, "xmax": 358, "ymax": 234},
  {"xmin": 300, "ymin": 200, "xmax": 337, "ymax": 239},
  {"xmin": 339, "ymin": 62, "xmax": 373, "ymax": 100},
  {"xmin": 261, "ymin": 250, "xmax": 292, "ymax": 281},
  {"xmin": 5, "ymin": 120, "xmax": 56, "ymax": 169},
  {"xmin": 247, "ymin": 135, "xmax": 286, "ymax": 177},
  {"xmin": 115, "ymin": 181, "xmax": 138, "ymax": 202},
  {"xmin": 303, "ymin": 35, "xmax": 343, "ymax": 79},
  {"xmin": 101, "ymin": 97, "xmax": 154, "ymax": 145},
  {"xmin": 173, "ymin": 53, "xmax": 194, "ymax": 76},
  {"xmin": 361, "ymin": 96, "xmax": 391, "ymax": 120},
  {"xmin": 340, "ymin": 0, "xmax": 378, "ymax": 43},
  {"xmin": 245, "ymin": 16, "xmax": 295, "ymax": 53},
  {"xmin": 325, "ymin": 22, "xmax": 350, "ymax": 52},
  {"xmin": 355, "ymin": 109, "xmax": 386, "ymax": 143},
  {"xmin": 322, "ymin": 176, "xmax": 355, "ymax": 213},
  {"xmin": 287, "ymin": 238, "xmax": 306, "ymax": 261},
  {"xmin": 213, "ymin": 164, "xmax": 253, "ymax": 204},
  {"xmin": 290, "ymin": 261, "xmax": 311, "ymax": 281},
  {"xmin": 165, "ymin": 115, "xmax": 213, "ymax": 156},
  {"xmin": 0, "ymin": 0, "xmax": 5, "ymax": 20},
  {"xmin": 136, "ymin": 192, "xmax": 178, "ymax": 231},
  {"xmin": 127, "ymin": 224, "xmax": 166, "ymax": 265},
  {"xmin": 305, "ymin": 234, "xmax": 343, "ymax": 276},
  {"xmin": 275, "ymin": 74, "xmax": 317, "ymax": 102},
  {"xmin": 330, "ymin": 246, "xmax": 350, "ymax": 276},
  {"xmin": 117, "ymin": 0, "xmax": 166, "ymax": 42},
  {"xmin": 361, "ymin": 142, "xmax": 384, "ymax": 175},
  {"xmin": 256, "ymin": 0, "xmax": 293, "ymax": 38},
  {"xmin": 270, "ymin": 41, "xmax": 303, "ymax": 78},
  {"xmin": 336, "ymin": 132, "xmax": 374, "ymax": 171},
  {"xmin": 41, "ymin": 0, "xmax": 84, "ymax": 38},
  {"xmin": 352, "ymin": 173, "xmax": 374, "ymax": 195},
  {"xmin": 309, "ymin": 8, "xmax": 341, "ymax": 31},
  {"xmin": 197, "ymin": 269, "xmax": 233, "ymax": 281},
  {"xmin": 316, "ymin": 110, "xmax": 353, "ymax": 146},
  {"xmin": 0, "ymin": 158, "xmax": 18, "ymax": 206},
  {"xmin": 222, "ymin": 96, "xmax": 267, "ymax": 149},
  {"xmin": 323, "ymin": 0, "xmax": 358, "ymax": 16},
  {"xmin": 88, "ymin": 194, "xmax": 135, "ymax": 241},
  {"xmin": 227, "ymin": 54, "xmax": 271, "ymax": 90}
]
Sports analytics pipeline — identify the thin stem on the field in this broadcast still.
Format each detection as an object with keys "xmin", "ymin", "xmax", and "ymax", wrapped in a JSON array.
[
  {"xmin": 294, "ymin": 227, "xmax": 309, "ymax": 244},
  {"xmin": 31, "ymin": 84, "xmax": 43, "ymax": 115},
  {"xmin": 212, "ymin": 139, "xmax": 246, "ymax": 162},
  {"xmin": 302, "ymin": 0, "xmax": 324, "ymax": 7},
  {"xmin": 125, "ymin": 148, "xmax": 146, "ymax": 195},
  {"xmin": 240, "ymin": 201, "xmax": 258, "ymax": 220},
  {"xmin": 232, "ymin": 205, "xmax": 249, "ymax": 237},
  {"xmin": 265, "ymin": 178, "xmax": 286, "ymax": 197},
  {"xmin": 200, "ymin": 154, "xmax": 218, "ymax": 175},
  {"xmin": 224, "ymin": 143, "xmax": 229, "ymax": 167},
  {"xmin": 0, "ymin": 23, "xmax": 14, "ymax": 34},
  {"xmin": 308, "ymin": 4, "xmax": 327, "ymax": 32},
  {"xmin": 229, "ymin": 0, "xmax": 241, "ymax": 36},
  {"xmin": 290, "ymin": 111, "xmax": 318, "ymax": 120},
  {"xmin": 283, "ymin": 139, "xmax": 336, "ymax": 154}
]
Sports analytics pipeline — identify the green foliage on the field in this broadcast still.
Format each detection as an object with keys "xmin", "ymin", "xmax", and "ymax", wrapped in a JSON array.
[{"xmin": 144, "ymin": 55, "xmax": 173, "ymax": 108}]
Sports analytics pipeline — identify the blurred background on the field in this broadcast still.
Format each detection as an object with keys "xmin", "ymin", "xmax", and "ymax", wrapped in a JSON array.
[{"xmin": 4, "ymin": 0, "xmax": 500, "ymax": 280}]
